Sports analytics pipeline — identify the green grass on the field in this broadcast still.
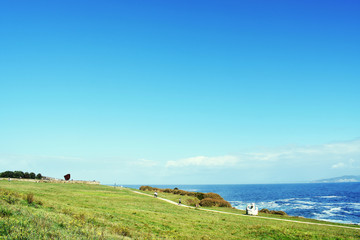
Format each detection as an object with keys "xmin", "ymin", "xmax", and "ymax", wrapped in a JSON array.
[{"xmin": 0, "ymin": 180, "xmax": 359, "ymax": 239}]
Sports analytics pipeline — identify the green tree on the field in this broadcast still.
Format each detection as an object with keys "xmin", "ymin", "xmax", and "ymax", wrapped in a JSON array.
[
  {"xmin": 24, "ymin": 172, "xmax": 30, "ymax": 178},
  {"xmin": 14, "ymin": 171, "xmax": 25, "ymax": 178},
  {"xmin": 36, "ymin": 173, "xmax": 42, "ymax": 179},
  {"xmin": 30, "ymin": 172, "xmax": 36, "ymax": 179},
  {"xmin": 0, "ymin": 171, "xmax": 14, "ymax": 178}
]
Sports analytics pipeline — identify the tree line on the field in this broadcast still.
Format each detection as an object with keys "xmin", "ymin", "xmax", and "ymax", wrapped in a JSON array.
[{"xmin": 0, "ymin": 171, "xmax": 42, "ymax": 179}]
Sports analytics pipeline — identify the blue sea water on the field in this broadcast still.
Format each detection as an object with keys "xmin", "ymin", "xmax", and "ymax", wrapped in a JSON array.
[{"xmin": 122, "ymin": 183, "xmax": 360, "ymax": 225}]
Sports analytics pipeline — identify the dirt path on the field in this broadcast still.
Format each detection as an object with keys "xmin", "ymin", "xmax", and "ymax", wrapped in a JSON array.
[{"xmin": 131, "ymin": 190, "xmax": 360, "ymax": 230}]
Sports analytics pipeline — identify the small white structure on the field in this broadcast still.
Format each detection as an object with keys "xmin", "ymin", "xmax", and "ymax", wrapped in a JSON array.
[{"xmin": 246, "ymin": 203, "xmax": 258, "ymax": 216}]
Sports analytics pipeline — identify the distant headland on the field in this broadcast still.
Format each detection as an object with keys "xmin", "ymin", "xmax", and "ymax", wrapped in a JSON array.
[{"xmin": 311, "ymin": 175, "xmax": 360, "ymax": 183}]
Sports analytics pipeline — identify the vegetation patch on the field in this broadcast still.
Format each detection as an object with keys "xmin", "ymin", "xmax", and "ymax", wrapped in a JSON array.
[
  {"xmin": 139, "ymin": 186, "xmax": 232, "ymax": 207},
  {"xmin": 0, "ymin": 181, "xmax": 359, "ymax": 239},
  {"xmin": 0, "ymin": 206, "xmax": 12, "ymax": 217},
  {"xmin": 26, "ymin": 193, "xmax": 34, "ymax": 204},
  {"xmin": 0, "ymin": 170, "xmax": 42, "ymax": 179},
  {"xmin": 199, "ymin": 198, "xmax": 232, "ymax": 208},
  {"xmin": 260, "ymin": 208, "xmax": 288, "ymax": 215}
]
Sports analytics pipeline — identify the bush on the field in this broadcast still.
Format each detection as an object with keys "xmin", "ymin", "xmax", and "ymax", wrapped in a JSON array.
[
  {"xmin": 199, "ymin": 198, "xmax": 232, "ymax": 208},
  {"xmin": 185, "ymin": 198, "xmax": 200, "ymax": 207},
  {"xmin": 139, "ymin": 186, "xmax": 231, "ymax": 208},
  {"xmin": 113, "ymin": 225, "xmax": 131, "ymax": 237},
  {"xmin": 1, "ymin": 188, "xmax": 21, "ymax": 204},
  {"xmin": 204, "ymin": 192, "xmax": 224, "ymax": 200},
  {"xmin": 163, "ymin": 188, "xmax": 174, "ymax": 193},
  {"xmin": 0, "ymin": 207, "xmax": 12, "ymax": 217},
  {"xmin": 270, "ymin": 210, "xmax": 287, "ymax": 216},
  {"xmin": 139, "ymin": 186, "xmax": 154, "ymax": 191},
  {"xmin": 5, "ymin": 196, "xmax": 17, "ymax": 204},
  {"xmin": 259, "ymin": 208, "xmax": 271, "ymax": 214},
  {"xmin": 26, "ymin": 193, "xmax": 34, "ymax": 204},
  {"xmin": 195, "ymin": 192, "xmax": 205, "ymax": 200},
  {"xmin": 186, "ymin": 191, "xmax": 196, "ymax": 197},
  {"xmin": 259, "ymin": 209, "xmax": 287, "ymax": 215},
  {"xmin": 177, "ymin": 190, "xmax": 188, "ymax": 196}
]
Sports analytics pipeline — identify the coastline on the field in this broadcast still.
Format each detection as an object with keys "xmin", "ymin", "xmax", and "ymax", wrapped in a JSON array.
[{"xmin": 121, "ymin": 183, "xmax": 360, "ymax": 225}]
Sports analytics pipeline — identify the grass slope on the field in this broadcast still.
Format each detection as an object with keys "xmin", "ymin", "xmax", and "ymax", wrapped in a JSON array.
[{"xmin": 0, "ymin": 180, "xmax": 359, "ymax": 239}]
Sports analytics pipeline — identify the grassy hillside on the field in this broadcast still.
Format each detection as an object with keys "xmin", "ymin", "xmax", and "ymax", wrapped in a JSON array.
[{"xmin": 0, "ymin": 180, "xmax": 359, "ymax": 239}]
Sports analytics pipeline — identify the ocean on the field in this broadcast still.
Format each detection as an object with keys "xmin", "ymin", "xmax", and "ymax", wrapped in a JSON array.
[{"xmin": 122, "ymin": 183, "xmax": 360, "ymax": 225}]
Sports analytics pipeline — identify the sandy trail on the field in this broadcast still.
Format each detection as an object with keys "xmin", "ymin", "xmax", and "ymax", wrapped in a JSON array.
[{"xmin": 131, "ymin": 190, "xmax": 360, "ymax": 230}]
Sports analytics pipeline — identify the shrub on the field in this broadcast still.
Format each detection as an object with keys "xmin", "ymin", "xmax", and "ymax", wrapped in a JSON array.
[
  {"xmin": 259, "ymin": 209, "xmax": 287, "ymax": 215},
  {"xmin": 270, "ymin": 210, "xmax": 287, "ymax": 216},
  {"xmin": 173, "ymin": 189, "xmax": 195, "ymax": 196},
  {"xmin": 139, "ymin": 186, "xmax": 231, "ymax": 208},
  {"xmin": 195, "ymin": 192, "xmax": 206, "ymax": 200},
  {"xmin": 177, "ymin": 190, "xmax": 188, "ymax": 196},
  {"xmin": 62, "ymin": 208, "xmax": 72, "ymax": 215},
  {"xmin": 199, "ymin": 198, "xmax": 232, "ymax": 208},
  {"xmin": 113, "ymin": 225, "xmax": 131, "ymax": 237},
  {"xmin": 186, "ymin": 191, "xmax": 196, "ymax": 197},
  {"xmin": 217, "ymin": 200, "xmax": 232, "ymax": 208},
  {"xmin": 5, "ymin": 196, "xmax": 17, "ymax": 204},
  {"xmin": 259, "ymin": 208, "xmax": 271, "ymax": 214},
  {"xmin": 1, "ymin": 188, "xmax": 21, "ymax": 204},
  {"xmin": 75, "ymin": 213, "xmax": 86, "ymax": 222},
  {"xmin": 26, "ymin": 193, "xmax": 34, "ymax": 204},
  {"xmin": 0, "ymin": 207, "xmax": 12, "ymax": 217},
  {"xmin": 204, "ymin": 192, "xmax": 224, "ymax": 200},
  {"xmin": 139, "ymin": 186, "xmax": 154, "ymax": 191},
  {"xmin": 185, "ymin": 198, "xmax": 200, "ymax": 207}
]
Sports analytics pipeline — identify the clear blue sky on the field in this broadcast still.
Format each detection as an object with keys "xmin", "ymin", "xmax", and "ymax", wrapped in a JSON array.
[{"xmin": 1, "ymin": 0, "xmax": 359, "ymax": 184}]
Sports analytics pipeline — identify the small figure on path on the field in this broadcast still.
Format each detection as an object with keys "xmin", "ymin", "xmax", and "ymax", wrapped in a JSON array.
[
  {"xmin": 178, "ymin": 198, "xmax": 181, "ymax": 205},
  {"xmin": 154, "ymin": 191, "xmax": 158, "ymax": 198}
]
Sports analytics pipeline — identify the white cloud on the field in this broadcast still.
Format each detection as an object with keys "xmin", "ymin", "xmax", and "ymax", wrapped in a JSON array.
[
  {"xmin": 165, "ymin": 139, "xmax": 360, "ymax": 170},
  {"xmin": 323, "ymin": 140, "xmax": 360, "ymax": 154},
  {"xmin": 332, "ymin": 162, "xmax": 345, "ymax": 169},
  {"xmin": 330, "ymin": 158, "xmax": 360, "ymax": 169},
  {"xmin": 245, "ymin": 139, "xmax": 360, "ymax": 163},
  {"xmin": 244, "ymin": 151, "xmax": 293, "ymax": 161},
  {"xmin": 166, "ymin": 155, "xmax": 238, "ymax": 167}
]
